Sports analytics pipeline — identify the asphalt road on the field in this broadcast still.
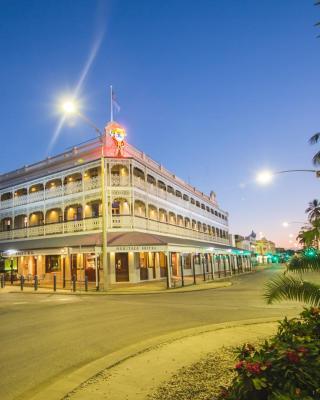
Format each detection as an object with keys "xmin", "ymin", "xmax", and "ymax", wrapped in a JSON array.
[{"xmin": 0, "ymin": 265, "xmax": 302, "ymax": 400}]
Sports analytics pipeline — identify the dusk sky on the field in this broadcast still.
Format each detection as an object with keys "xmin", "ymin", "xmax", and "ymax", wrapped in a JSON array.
[{"xmin": 1, "ymin": 0, "xmax": 319, "ymax": 248}]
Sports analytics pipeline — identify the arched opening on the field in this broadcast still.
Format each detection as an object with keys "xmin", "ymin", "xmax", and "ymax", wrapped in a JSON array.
[
  {"xmin": 46, "ymin": 208, "xmax": 63, "ymax": 224},
  {"xmin": 159, "ymin": 208, "xmax": 167, "ymax": 223},
  {"xmin": 147, "ymin": 174, "xmax": 156, "ymax": 186},
  {"xmin": 206, "ymin": 206, "xmax": 210, "ymax": 212},
  {"xmin": 112, "ymin": 198, "xmax": 130, "ymax": 215},
  {"xmin": 185, "ymin": 217, "xmax": 191, "ymax": 229},
  {"xmin": 192, "ymin": 219, "xmax": 197, "ymax": 230},
  {"xmin": 212, "ymin": 226, "xmax": 216, "ymax": 236},
  {"xmin": 84, "ymin": 200, "xmax": 102, "ymax": 218},
  {"xmin": 111, "ymin": 165, "xmax": 129, "ymax": 186},
  {"xmin": 133, "ymin": 167, "xmax": 145, "ymax": 179},
  {"xmin": 175, "ymin": 190, "xmax": 182, "ymax": 199},
  {"xmin": 197, "ymin": 221, "xmax": 202, "ymax": 232},
  {"xmin": 201, "ymin": 203, "xmax": 205, "ymax": 210},
  {"xmin": 64, "ymin": 204, "xmax": 83, "ymax": 221},
  {"xmin": 1, "ymin": 217, "xmax": 12, "ymax": 231},
  {"xmin": 207, "ymin": 226, "xmax": 212, "ymax": 235},
  {"xmin": 134, "ymin": 200, "xmax": 146, "ymax": 217},
  {"xmin": 196, "ymin": 201, "xmax": 200, "ymax": 208},
  {"xmin": 169, "ymin": 212, "xmax": 176, "ymax": 225},
  {"xmin": 29, "ymin": 183, "xmax": 44, "ymax": 194},
  {"xmin": 64, "ymin": 173, "xmax": 82, "ymax": 185},
  {"xmin": 183, "ymin": 194, "xmax": 189, "ymax": 202},
  {"xmin": 14, "ymin": 188, "xmax": 27, "ymax": 198},
  {"xmin": 148, "ymin": 204, "xmax": 158, "ymax": 220},
  {"xmin": 157, "ymin": 180, "xmax": 166, "ymax": 192},
  {"xmin": 29, "ymin": 211, "xmax": 44, "ymax": 226},
  {"xmin": 167, "ymin": 186, "xmax": 174, "ymax": 195},
  {"xmin": 45, "ymin": 178, "xmax": 62, "ymax": 191},
  {"xmin": 14, "ymin": 214, "xmax": 28, "ymax": 229},
  {"xmin": 190, "ymin": 198, "xmax": 195, "ymax": 205},
  {"xmin": 177, "ymin": 215, "xmax": 184, "ymax": 226},
  {"xmin": 202, "ymin": 223, "xmax": 207, "ymax": 233},
  {"xmin": 1, "ymin": 192, "xmax": 12, "ymax": 202},
  {"xmin": 84, "ymin": 166, "xmax": 101, "ymax": 180}
]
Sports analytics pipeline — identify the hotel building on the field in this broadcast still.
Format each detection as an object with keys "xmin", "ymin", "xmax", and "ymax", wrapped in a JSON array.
[{"xmin": 0, "ymin": 123, "xmax": 252, "ymax": 289}]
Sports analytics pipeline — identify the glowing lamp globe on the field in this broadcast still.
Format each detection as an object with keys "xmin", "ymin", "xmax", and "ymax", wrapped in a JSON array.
[
  {"xmin": 256, "ymin": 170, "xmax": 273, "ymax": 185},
  {"xmin": 62, "ymin": 101, "xmax": 78, "ymax": 114}
]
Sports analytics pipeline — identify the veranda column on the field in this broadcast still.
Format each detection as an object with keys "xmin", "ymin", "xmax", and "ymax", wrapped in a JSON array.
[
  {"xmin": 166, "ymin": 251, "xmax": 172, "ymax": 289},
  {"xmin": 192, "ymin": 253, "xmax": 196, "ymax": 285},
  {"xmin": 210, "ymin": 253, "xmax": 214, "ymax": 280},
  {"xmin": 228, "ymin": 255, "xmax": 232, "ymax": 276},
  {"xmin": 202, "ymin": 255, "xmax": 206, "ymax": 281},
  {"xmin": 180, "ymin": 253, "xmax": 184, "ymax": 287}
]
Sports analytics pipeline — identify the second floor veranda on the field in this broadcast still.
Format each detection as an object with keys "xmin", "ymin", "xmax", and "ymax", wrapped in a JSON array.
[
  {"xmin": 0, "ymin": 162, "xmax": 228, "ymax": 226},
  {"xmin": 0, "ymin": 199, "xmax": 230, "ymax": 245}
]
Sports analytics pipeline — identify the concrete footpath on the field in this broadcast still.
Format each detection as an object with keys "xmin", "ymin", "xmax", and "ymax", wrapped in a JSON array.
[
  {"xmin": 29, "ymin": 318, "xmax": 279, "ymax": 400},
  {"xmin": 1, "ymin": 266, "xmax": 274, "ymax": 296}
]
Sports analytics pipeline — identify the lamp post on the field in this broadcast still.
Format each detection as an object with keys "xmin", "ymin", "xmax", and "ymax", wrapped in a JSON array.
[
  {"xmin": 256, "ymin": 169, "xmax": 318, "ymax": 185},
  {"xmin": 60, "ymin": 101, "xmax": 108, "ymax": 290}
]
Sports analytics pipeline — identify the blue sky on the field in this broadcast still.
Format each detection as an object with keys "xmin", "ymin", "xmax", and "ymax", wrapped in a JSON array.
[{"xmin": 0, "ymin": 0, "xmax": 319, "ymax": 247}]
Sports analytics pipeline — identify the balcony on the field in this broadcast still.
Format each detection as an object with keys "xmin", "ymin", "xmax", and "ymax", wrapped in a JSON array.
[
  {"xmin": 0, "ymin": 217, "xmax": 102, "ymax": 241},
  {"xmin": 111, "ymin": 215, "xmax": 230, "ymax": 245}
]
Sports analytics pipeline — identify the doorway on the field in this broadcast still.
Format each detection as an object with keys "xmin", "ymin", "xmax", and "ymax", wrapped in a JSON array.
[{"xmin": 115, "ymin": 253, "xmax": 129, "ymax": 282}]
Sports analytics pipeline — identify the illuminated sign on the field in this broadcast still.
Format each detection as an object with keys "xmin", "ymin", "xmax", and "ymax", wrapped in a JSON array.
[{"xmin": 107, "ymin": 121, "xmax": 126, "ymax": 156}]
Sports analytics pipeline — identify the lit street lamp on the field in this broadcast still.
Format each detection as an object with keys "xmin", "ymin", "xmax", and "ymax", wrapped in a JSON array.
[
  {"xmin": 256, "ymin": 169, "xmax": 318, "ymax": 185},
  {"xmin": 59, "ymin": 98, "xmax": 107, "ymax": 290},
  {"xmin": 282, "ymin": 221, "xmax": 309, "ymax": 228}
]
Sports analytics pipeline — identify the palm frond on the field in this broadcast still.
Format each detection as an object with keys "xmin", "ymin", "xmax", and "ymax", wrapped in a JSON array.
[
  {"xmin": 288, "ymin": 254, "xmax": 320, "ymax": 273},
  {"xmin": 264, "ymin": 275, "xmax": 320, "ymax": 306},
  {"xmin": 312, "ymin": 150, "xmax": 320, "ymax": 165},
  {"xmin": 309, "ymin": 132, "xmax": 320, "ymax": 145}
]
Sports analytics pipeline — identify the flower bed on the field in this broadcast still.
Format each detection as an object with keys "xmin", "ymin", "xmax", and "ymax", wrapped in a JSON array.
[{"xmin": 218, "ymin": 308, "xmax": 320, "ymax": 400}]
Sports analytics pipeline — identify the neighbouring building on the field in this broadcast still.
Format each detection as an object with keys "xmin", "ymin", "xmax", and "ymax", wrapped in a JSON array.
[
  {"xmin": 0, "ymin": 121, "xmax": 252, "ymax": 289},
  {"xmin": 234, "ymin": 230, "xmax": 257, "ymax": 252},
  {"xmin": 255, "ymin": 237, "xmax": 276, "ymax": 263}
]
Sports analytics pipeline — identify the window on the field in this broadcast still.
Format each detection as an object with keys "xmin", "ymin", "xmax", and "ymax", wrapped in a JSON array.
[
  {"xmin": 190, "ymin": 198, "xmax": 195, "ymax": 205},
  {"xmin": 201, "ymin": 203, "xmax": 205, "ymax": 210},
  {"xmin": 112, "ymin": 201, "xmax": 120, "ymax": 215},
  {"xmin": 45, "ymin": 255, "xmax": 61, "ymax": 272},
  {"xmin": 184, "ymin": 254, "xmax": 191, "ymax": 269},
  {"xmin": 167, "ymin": 186, "xmax": 174, "ymax": 194},
  {"xmin": 91, "ymin": 203, "xmax": 100, "ymax": 218}
]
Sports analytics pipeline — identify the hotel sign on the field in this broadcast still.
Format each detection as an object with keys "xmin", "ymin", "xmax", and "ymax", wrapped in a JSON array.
[{"xmin": 113, "ymin": 245, "xmax": 167, "ymax": 252}]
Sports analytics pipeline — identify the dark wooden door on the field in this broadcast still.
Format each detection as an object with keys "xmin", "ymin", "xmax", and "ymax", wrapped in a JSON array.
[{"xmin": 115, "ymin": 253, "xmax": 129, "ymax": 282}]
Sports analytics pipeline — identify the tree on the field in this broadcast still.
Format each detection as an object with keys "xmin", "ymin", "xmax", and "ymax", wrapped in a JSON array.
[
  {"xmin": 306, "ymin": 198, "xmax": 320, "ymax": 221},
  {"xmin": 309, "ymin": 133, "xmax": 320, "ymax": 164},
  {"xmin": 264, "ymin": 253, "xmax": 320, "ymax": 306}
]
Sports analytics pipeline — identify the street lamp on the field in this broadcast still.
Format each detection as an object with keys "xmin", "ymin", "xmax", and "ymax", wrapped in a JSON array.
[
  {"xmin": 282, "ymin": 221, "xmax": 308, "ymax": 228},
  {"xmin": 256, "ymin": 169, "xmax": 318, "ymax": 185},
  {"xmin": 59, "ymin": 98, "xmax": 107, "ymax": 290}
]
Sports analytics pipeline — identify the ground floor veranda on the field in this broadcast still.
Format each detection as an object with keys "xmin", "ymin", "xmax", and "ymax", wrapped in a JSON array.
[{"xmin": 0, "ymin": 232, "xmax": 253, "ymax": 290}]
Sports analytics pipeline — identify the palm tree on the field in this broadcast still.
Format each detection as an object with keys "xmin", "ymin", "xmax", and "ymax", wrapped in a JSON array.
[
  {"xmin": 309, "ymin": 133, "xmax": 320, "ymax": 165},
  {"xmin": 264, "ymin": 253, "xmax": 320, "ymax": 306},
  {"xmin": 305, "ymin": 199, "xmax": 320, "ymax": 221}
]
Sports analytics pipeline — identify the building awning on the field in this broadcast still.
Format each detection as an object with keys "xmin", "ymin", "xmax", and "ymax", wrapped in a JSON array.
[{"xmin": 0, "ymin": 231, "xmax": 247, "ymax": 255}]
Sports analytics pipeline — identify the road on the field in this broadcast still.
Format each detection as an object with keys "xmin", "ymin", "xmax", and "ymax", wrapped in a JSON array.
[{"xmin": 0, "ymin": 265, "xmax": 301, "ymax": 400}]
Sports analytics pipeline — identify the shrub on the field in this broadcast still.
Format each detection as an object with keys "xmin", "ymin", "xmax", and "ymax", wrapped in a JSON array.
[{"xmin": 217, "ymin": 308, "xmax": 320, "ymax": 400}]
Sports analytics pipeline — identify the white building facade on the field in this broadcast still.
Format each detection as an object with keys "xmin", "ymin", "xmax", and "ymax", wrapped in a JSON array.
[{"xmin": 0, "ymin": 126, "xmax": 252, "ymax": 289}]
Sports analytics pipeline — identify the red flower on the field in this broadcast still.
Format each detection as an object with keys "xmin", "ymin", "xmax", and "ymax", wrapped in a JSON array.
[
  {"xmin": 286, "ymin": 350, "xmax": 300, "ymax": 364},
  {"xmin": 297, "ymin": 346, "xmax": 308, "ymax": 355},
  {"xmin": 235, "ymin": 361, "xmax": 244, "ymax": 370},
  {"xmin": 245, "ymin": 362, "xmax": 262, "ymax": 375}
]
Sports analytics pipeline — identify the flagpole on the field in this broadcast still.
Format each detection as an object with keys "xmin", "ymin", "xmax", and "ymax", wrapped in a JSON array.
[{"xmin": 110, "ymin": 85, "xmax": 113, "ymax": 122}]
